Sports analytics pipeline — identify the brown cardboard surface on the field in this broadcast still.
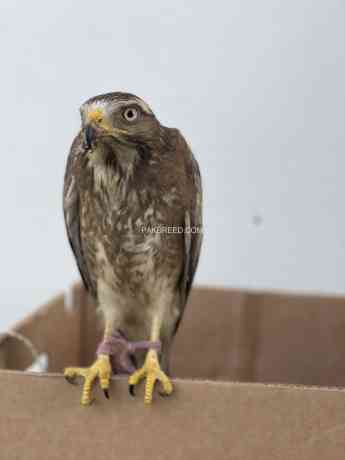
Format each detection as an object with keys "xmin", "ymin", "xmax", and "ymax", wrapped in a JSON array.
[
  {"xmin": 172, "ymin": 287, "xmax": 345, "ymax": 386},
  {"xmin": 1, "ymin": 284, "xmax": 345, "ymax": 459},
  {"xmin": 1, "ymin": 372, "xmax": 345, "ymax": 460}
]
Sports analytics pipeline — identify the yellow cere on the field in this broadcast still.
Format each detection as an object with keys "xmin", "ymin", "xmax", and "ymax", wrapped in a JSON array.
[
  {"xmin": 88, "ymin": 109, "xmax": 104, "ymax": 123},
  {"xmin": 87, "ymin": 108, "xmax": 113, "ymax": 132}
]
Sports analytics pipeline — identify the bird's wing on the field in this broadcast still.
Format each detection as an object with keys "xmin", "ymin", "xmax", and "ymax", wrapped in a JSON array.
[
  {"xmin": 178, "ymin": 133, "xmax": 203, "ymax": 314},
  {"xmin": 63, "ymin": 134, "xmax": 95, "ymax": 296}
]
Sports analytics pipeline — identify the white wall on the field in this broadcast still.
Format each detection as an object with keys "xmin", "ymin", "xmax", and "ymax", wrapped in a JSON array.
[{"xmin": 0, "ymin": 1, "xmax": 344, "ymax": 330}]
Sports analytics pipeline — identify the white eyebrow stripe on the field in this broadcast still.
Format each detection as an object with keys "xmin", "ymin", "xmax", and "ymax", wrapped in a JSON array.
[
  {"xmin": 83, "ymin": 100, "xmax": 107, "ymax": 112},
  {"xmin": 82, "ymin": 97, "xmax": 153, "ymax": 116},
  {"xmin": 113, "ymin": 99, "xmax": 153, "ymax": 114}
]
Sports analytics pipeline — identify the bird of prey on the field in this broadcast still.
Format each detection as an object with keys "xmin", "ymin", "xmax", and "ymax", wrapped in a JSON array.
[{"xmin": 63, "ymin": 92, "xmax": 203, "ymax": 405}]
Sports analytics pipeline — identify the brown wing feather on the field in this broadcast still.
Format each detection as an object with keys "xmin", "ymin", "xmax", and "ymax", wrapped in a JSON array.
[
  {"xmin": 176, "ymin": 132, "xmax": 203, "ymax": 330},
  {"xmin": 63, "ymin": 134, "xmax": 96, "ymax": 297},
  {"xmin": 183, "ymin": 157, "xmax": 203, "ymax": 301}
]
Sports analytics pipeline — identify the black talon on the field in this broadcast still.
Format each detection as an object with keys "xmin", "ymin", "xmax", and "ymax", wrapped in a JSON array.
[
  {"xmin": 65, "ymin": 376, "xmax": 77, "ymax": 385},
  {"xmin": 158, "ymin": 390, "xmax": 171, "ymax": 398},
  {"xmin": 129, "ymin": 385, "xmax": 136, "ymax": 397},
  {"xmin": 103, "ymin": 389, "xmax": 110, "ymax": 399}
]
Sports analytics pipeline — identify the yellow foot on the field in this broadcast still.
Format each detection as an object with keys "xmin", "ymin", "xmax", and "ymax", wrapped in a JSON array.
[
  {"xmin": 64, "ymin": 354, "xmax": 112, "ymax": 406},
  {"xmin": 128, "ymin": 349, "xmax": 173, "ymax": 405}
]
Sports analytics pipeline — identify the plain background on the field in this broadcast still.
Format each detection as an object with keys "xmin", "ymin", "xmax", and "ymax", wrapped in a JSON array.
[{"xmin": 0, "ymin": 1, "xmax": 344, "ymax": 330}]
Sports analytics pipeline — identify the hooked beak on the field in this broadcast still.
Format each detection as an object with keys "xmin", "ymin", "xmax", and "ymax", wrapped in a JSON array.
[{"xmin": 84, "ymin": 124, "xmax": 96, "ymax": 150}]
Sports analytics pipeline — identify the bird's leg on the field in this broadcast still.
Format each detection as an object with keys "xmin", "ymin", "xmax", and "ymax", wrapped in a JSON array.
[
  {"xmin": 64, "ymin": 319, "xmax": 113, "ymax": 406},
  {"xmin": 128, "ymin": 315, "xmax": 173, "ymax": 405}
]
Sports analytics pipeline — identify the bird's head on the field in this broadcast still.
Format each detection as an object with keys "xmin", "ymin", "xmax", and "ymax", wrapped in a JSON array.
[{"xmin": 80, "ymin": 92, "xmax": 161, "ymax": 151}]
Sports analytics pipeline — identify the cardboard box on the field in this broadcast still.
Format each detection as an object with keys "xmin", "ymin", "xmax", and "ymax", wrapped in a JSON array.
[{"xmin": 1, "ymin": 284, "xmax": 345, "ymax": 459}]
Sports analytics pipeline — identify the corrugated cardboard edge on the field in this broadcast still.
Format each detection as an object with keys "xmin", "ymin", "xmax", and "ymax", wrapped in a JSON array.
[
  {"xmin": 3, "ymin": 368, "xmax": 345, "ymax": 393},
  {"xmin": 200, "ymin": 283, "xmax": 345, "ymax": 300}
]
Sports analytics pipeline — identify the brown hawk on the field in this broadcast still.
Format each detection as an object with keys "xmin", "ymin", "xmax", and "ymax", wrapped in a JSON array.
[{"xmin": 63, "ymin": 92, "xmax": 203, "ymax": 405}]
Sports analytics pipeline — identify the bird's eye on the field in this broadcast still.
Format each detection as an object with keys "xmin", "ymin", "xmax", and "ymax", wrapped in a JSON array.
[{"xmin": 123, "ymin": 107, "xmax": 138, "ymax": 122}]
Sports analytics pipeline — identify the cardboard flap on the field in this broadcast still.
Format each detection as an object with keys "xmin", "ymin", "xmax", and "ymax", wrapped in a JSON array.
[
  {"xmin": 172, "ymin": 287, "xmax": 345, "ymax": 386},
  {"xmin": 0, "ymin": 371, "xmax": 345, "ymax": 460},
  {"xmin": 0, "ymin": 285, "xmax": 83, "ymax": 372}
]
